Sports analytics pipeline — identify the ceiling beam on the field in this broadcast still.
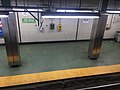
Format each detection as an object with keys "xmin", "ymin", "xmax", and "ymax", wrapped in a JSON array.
[
  {"xmin": 1, "ymin": 0, "xmax": 11, "ymax": 7},
  {"xmin": 99, "ymin": 0, "xmax": 109, "ymax": 13}
]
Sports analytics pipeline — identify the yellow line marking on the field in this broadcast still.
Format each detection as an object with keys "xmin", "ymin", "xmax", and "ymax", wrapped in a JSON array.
[{"xmin": 0, "ymin": 64, "xmax": 120, "ymax": 87}]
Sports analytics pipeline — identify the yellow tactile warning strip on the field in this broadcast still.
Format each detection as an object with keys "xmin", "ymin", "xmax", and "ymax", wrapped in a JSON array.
[{"xmin": 0, "ymin": 64, "xmax": 120, "ymax": 87}]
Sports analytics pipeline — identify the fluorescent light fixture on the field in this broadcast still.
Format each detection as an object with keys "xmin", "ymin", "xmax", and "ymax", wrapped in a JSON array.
[
  {"xmin": 13, "ymin": 8, "xmax": 43, "ymax": 12},
  {"xmin": 106, "ymin": 10, "xmax": 120, "ymax": 13},
  {"xmin": 39, "ymin": 9, "xmax": 43, "ymax": 11},
  {"xmin": 9, "ymin": 12, "xmax": 13, "ymax": 13},
  {"xmin": 27, "ymin": 9, "xmax": 43, "ymax": 11},
  {"xmin": 13, "ymin": 8, "xmax": 24, "ymax": 11},
  {"xmin": 0, "ymin": 15, "xmax": 8, "ymax": 17},
  {"xmin": 57, "ymin": 9, "xmax": 92, "ymax": 12},
  {"xmin": 93, "ymin": 10, "xmax": 99, "ymax": 13},
  {"xmin": 57, "ymin": 9, "xmax": 99, "ymax": 13},
  {"xmin": 42, "ymin": 16, "xmax": 99, "ymax": 19}
]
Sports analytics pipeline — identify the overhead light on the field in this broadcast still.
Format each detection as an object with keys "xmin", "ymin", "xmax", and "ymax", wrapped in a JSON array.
[
  {"xmin": 13, "ymin": 8, "xmax": 43, "ymax": 12},
  {"xmin": 0, "ymin": 12, "xmax": 9, "ymax": 17},
  {"xmin": 106, "ymin": 10, "xmax": 120, "ymax": 14},
  {"xmin": 57, "ymin": 9, "xmax": 99, "ymax": 13},
  {"xmin": 0, "ymin": 15, "xmax": 8, "ymax": 17},
  {"xmin": 93, "ymin": 10, "xmax": 99, "ymax": 13},
  {"xmin": 57, "ymin": 9, "xmax": 92, "ymax": 12},
  {"xmin": 9, "ymin": 12, "xmax": 13, "ymax": 13},
  {"xmin": 42, "ymin": 16, "xmax": 99, "ymax": 19},
  {"xmin": 27, "ymin": 9, "xmax": 43, "ymax": 11},
  {"xmin": 39, "ymin": 9, "xmax": 44, "ymax": 11},
  {"xmin": 13, "ymin": 8, "xmax": 24, "ymax": 11},
  {"xmin": 41, "ymin": 12, "xmax": 99, "ymax": 19}
]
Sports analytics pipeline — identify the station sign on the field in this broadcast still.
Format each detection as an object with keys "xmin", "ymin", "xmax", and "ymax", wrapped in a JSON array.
[{"xmin": 22, "ymin": 18, "xmax": 36, "ymax": 23}]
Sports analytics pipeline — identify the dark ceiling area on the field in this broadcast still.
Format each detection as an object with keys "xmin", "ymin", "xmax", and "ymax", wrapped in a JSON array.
[{"xmin": 0, "ymin": 0, "xmax": 120, "ymax": 10}]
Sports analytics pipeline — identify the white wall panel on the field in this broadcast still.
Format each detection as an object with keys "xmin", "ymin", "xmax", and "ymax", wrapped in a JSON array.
[
  {"xmin": 104, "ymin": 14, "xmax": 120, "ymax": 39},
  {"xmin": 18, "ymin": 12, "xmax": 77, "ymax": 42},
  {"xmin": 77, "ymin": 14, "xmax": 120, "ymax": 40},
  {"xmin": 41, "ymin": 19, "xmax": 77, "ymax": 41},
  {"xmin": 9, "ymin": 12, "xmax": 120, "ymax": 43},
  {"xmin": 0, "ymin": 13, "xmax": 120, "ymax": 44},
  {"xmin": 77, "ymin": 19, "xmax": 93, "ymax": 40}
]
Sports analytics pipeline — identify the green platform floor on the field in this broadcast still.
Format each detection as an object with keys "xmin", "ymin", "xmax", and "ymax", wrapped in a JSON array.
[{"xmin": 0, "ymin": 40, "xmax": 120, "ymax": 76}]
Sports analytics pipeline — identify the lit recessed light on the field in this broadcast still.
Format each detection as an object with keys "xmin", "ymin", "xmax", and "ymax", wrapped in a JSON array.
[
  {"xmin": 13, "ymin": 8, "xmax": 24, "ymax": 11},
  {"xmin": 0, "ymin": 15, "xmax": 8, "ymax": 17},
  {"xmin": 57, "ymin": 9, "xmax": 99, "ymax": 13},
  {"xmin": 42, "ymin": 16, "xmax": 99, "ymax": 19},
  {"xmin": 13, "ymin": 8, "xmax": 43, "ymax": 12},
  {"xmin": 106, "ymin": 10, "xmax": 120, "ymax": 13}
]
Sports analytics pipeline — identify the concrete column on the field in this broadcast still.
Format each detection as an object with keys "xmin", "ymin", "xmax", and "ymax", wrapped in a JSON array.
[
  {"xmin": 1, "ymin": 13, "xmax": 21, "ymax": 67},
  {"xmin": 88, "ymin": 15, "xmax": 108, "ymax": 59}
]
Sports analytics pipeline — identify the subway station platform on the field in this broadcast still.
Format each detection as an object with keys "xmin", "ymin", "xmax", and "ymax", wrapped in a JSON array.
[{"xmin": 0, "ymin": 40, "xmax": 120, "ymax": 89}]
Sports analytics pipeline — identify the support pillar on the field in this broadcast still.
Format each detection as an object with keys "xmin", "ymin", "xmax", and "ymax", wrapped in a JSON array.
[
  {"xmin": 88, "ymin": 15, "xmax": 108, "ymax": 59},
  {"xmin": 1, "ymin": 13, "xmax": 21, "ymax": 67}
]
